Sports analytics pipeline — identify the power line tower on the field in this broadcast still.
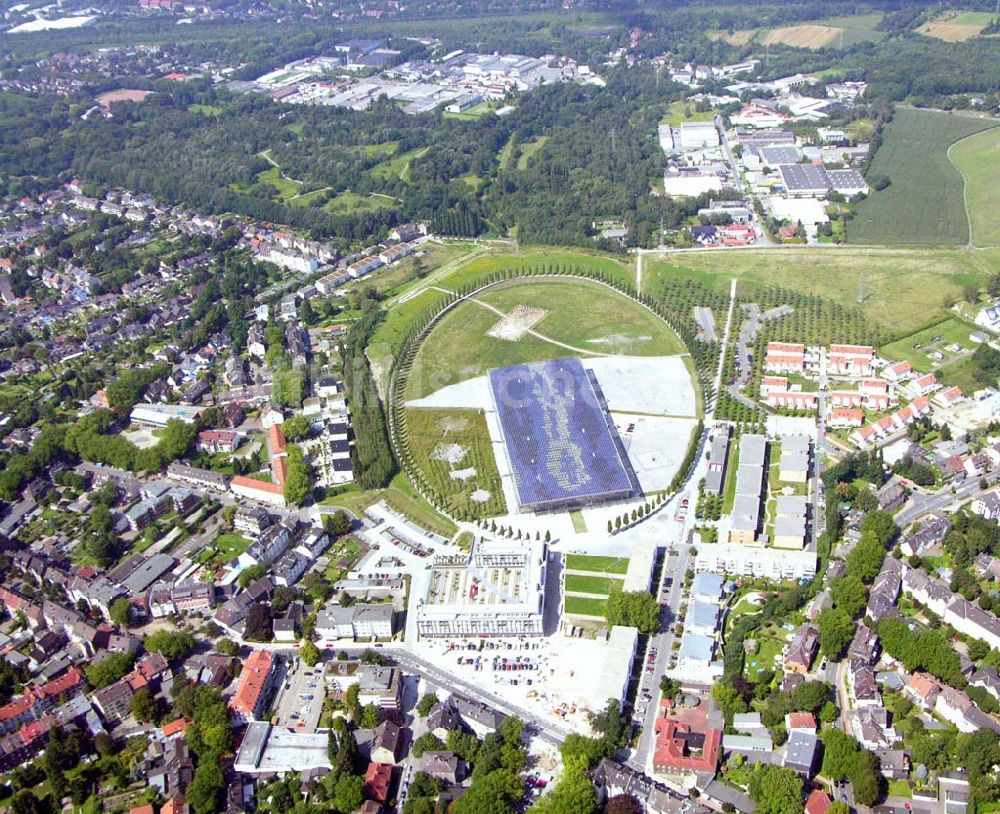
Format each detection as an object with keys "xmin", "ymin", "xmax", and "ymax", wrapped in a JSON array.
[{"xmin": 857, "ymin": 273, "xmax": 865, "ymax": 304}]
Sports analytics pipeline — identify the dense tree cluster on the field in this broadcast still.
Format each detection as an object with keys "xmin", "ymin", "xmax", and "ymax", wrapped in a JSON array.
[
  {"xmin": 877, "ymin": 616, "xmax": 966, "ymax": 687},
  {"xmin": 604, "ymin": 590, "xmax": 660, "ymax": 634},
  {"xmin": 342, "ymin": 306, "xmax": 397, "ymax": 489}
]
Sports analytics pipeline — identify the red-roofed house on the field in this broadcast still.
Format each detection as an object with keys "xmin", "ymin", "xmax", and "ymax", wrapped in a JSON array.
[
  {"xmin": 766, "ymin": 390, "xmax": 817, "ymax": 411},
  {"xmin": 865, "ymin": 393, "xmax": 891, "ymax": 411},
  {"xmin": 230, "ymin": 476, "xmax": 287, "ymax": 508},
  {"xmin": 159, "ymin": 796, "xmax": 187, "ymax": 814},
  {"xmin": 904, "ymin": 673, "xmax": 943, "ymax": 710},
  {"xmin": 913, "ymin": 373, "xmax": 939, "ymax": 395},
  {"xmin": 267, "ymin": 424, "xmax": 287, "ymax": 459},
  {"xmin": 765, "ymin": 342, "xmax": 807, "ymax": 374},
  {"xmin": 161, "ymin": 718, "xmax": 188, "ymax": 739},
  {"xmin": 805, "ymin": 789, "xmax": 832, "ymax": 814},
  {"xmin": 652, "ymin": 720, "xmax": 721, "ymax": 776},
  {"xmin": 860, "ymin": 379, "xmax": 889, "ymax": 396},
  {"xmin": 196, "ymin": 430, "xmax": 239, "ymax": 454},
  {"xmin": 363, "ymin": 763, "xmax": 393, "ymax": 803},
  {"xmin": 882, "ymin": 360, "xmax": 912, "ymax": 382},
  {"xmin": 828, "ymin": 407, "xmax": 863, "ymax": 428},
  {"xmin": 828, "ymin": 344, "xmax": 875, "ymax": 376},
  {"xmin": 829, "ymin": 390, "xmax": 864, "ymax": 408},
  {"xmin": 0, "ymin": 667, "xmax": 84, "ymax": 735},
  {"xmin": 229, "ymin": 650, "xmax": 276, "ymax": 723},
  {"xmin": 784, "ymin": 712, "xmax": 817, "ymax": 733},
  {"xmin": 851, "ymin": 425, "xmax": 878, "ymax": 447},
  {"xmin": 935, "ymin": 386, "xmax": 964, "ymax": 407},
  {"xmin": 760, "ymin": 376, "xmax": 789, "ymax": 397}
]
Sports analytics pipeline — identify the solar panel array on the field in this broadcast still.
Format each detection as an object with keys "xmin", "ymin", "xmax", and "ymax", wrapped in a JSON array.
[{"xmin": 488, "ymin": 357, "xmax": 637, "ymax": 512}]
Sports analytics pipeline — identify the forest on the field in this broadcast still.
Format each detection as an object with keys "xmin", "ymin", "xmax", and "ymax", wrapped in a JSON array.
[{"xmin": 1, "ymin": 1, "xmax": 999, "ymax": 248}]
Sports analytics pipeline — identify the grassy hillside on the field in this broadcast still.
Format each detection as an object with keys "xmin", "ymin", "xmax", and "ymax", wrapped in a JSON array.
[
  {"xmin": 645, "ymin": 246, "xmax": 1000, "ymax": 339},
  {"xmin": 949, "ymin": 126, "xmax": 1000, "ymax": 247},
  {"xmin": 404, "ymin": 276, "xmax": 685, "ymax": 399}
]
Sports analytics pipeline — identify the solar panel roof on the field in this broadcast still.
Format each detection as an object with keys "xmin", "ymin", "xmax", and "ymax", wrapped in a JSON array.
[
  {"xmin": 779, "ymin": 164, "xmax": 831, "ymax": 192},
  {"xmin": 488, "ymin": 358, "xmax": 637, "ymax": 511}
]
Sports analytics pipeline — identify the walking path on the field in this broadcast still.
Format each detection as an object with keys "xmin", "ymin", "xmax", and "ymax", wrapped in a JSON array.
[
  {"xmin": 711, "ymin": 278, "xmax": 739, "ymax": 418},
  {"xmin": 464, "ymin": 293, "xmax": 606, "ymax": 357}
]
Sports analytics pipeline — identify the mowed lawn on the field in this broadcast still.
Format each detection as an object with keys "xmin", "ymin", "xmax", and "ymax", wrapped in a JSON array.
[
  {"xmin": 565, "ymin": 554, "xmax": 630, "ymax": 574},
  {"xmin": 850, "ymin": 108, "xmax": 1000, "ymax": 246},
  {"xmin": 881, "ymin": 316, "xmax": 980, "ymax": 371},
  {"xmin": 647, "ymin": 247, "xmax": 1000, "ymax": 339},
  {"xmin": 404, "ymin": 277, "xmax": 686, "ymax": 398},
  {"xmin": 950, "ymin": 126, "xmax": 1000, "ymax": 247},
  {"xmin": 370, "ymin": 246, "xmax": 634, "ymax": 358},
  {"xmin": 563, "ymin": 596, "xmax": 608, "ymax": 617},
  {"xmin": 564, "ymin": 574, "xmax": 624, "ymax": 594}
]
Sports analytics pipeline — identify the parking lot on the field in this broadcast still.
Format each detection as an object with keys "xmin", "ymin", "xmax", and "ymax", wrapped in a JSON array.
[{"xmin": 272, "ymin": 656, "xmax": 325, "ymax": 732}]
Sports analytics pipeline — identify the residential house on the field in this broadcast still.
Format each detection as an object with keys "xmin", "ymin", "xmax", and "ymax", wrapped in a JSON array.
[{"xmin": 783, "ymin": 624, "xmax": 819, "ymax": 674}]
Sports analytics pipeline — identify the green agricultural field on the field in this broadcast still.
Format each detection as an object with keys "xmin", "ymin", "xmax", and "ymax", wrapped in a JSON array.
[
  {"xmin": 498, "ymin": 133, "xmax": 517, "ymax": 170},
  {"xmin": 404, "ymin": 277, "xmax": 686, "ymax": 399},
  {"xmin": 949, "ymin": 126, "xmax": 1000, "ymax": 247},
  {"xmin": 881, "ymin": 316, "xmax": 981, "ymax": 371},
  {"xmin": 850, "ymin": 108, "xmax": 1000, "ymax": 246},
  {"xmin": 564, "ymin": 574, "xmax": 624, "ymax": 595},
  {"xmin": 646, "ymin": 247, "xmax": 1000, "ymax": 339},
  {"xmin": 325, "ymin": 191, "xmax": 398, "ymax": 214},
  {"xmin": 356, "ymin": 141, "xmax": 399, "ymax": 158},
  {"xmin": 817, "ymin": 13, "xmax": 886, "ymax": 46},
  {"xmin": 444, "ymin": 101, "xmax": 494, "ymax": 121},
  {"xmin": 563, "ymin": 596, "xmax": 608, "ymax": 617},
  {"xmin": 403, "ymin": 407, "xmax": 506, "ymax": 519},
  {"xmin": 461, "ymin": 173, "xmax": 485, "ymax": 192},
  {"xmin": 565, "ymin": 554, "xmax": 630, "ymax": 574}
]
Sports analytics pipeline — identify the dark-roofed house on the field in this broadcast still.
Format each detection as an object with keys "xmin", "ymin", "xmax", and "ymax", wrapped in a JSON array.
[
  {"xmin": 370, "ymin": 721, "xmax": 402, "ymax": 765},
  {"xmin": 453, "ymin": 695, "xmax": 505, "ymax": 737},
  {"xmin": 783, "ymin": 624, "xmax": 819, "ymax": 674},
  {"xmin": 848, "ymin": 625, "xmax": 880, "ymax": 665},
  {"xmin": 970, "ymin": 666, "xmax": 1000, "ymax": 702},
  {"xmin": 781, "ymin": 731, "xmax": 819, "ymax": 777},
  {"xmin": 420, "ymin": 752, "xmax": 462, "ymax": 784},
  {"xmin": 427, "ymin": 698, "xmax": 463, "ymax": 741},
  {"xmin": 593, "ymin": 759, "xmax": 711, "ymax": 814}
]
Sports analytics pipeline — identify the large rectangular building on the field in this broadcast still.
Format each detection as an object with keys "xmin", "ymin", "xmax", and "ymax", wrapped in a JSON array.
[
  {"xmin": 416, "ymin": 539, "xmax": 547, "ymax": 638},
  {"xmin": 229, "ymin": 650, "xmax": 277, "ymax": 723},
  {"xmin": 489, "ymin": 358, "xmax": 637, "ymax": 512}
]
